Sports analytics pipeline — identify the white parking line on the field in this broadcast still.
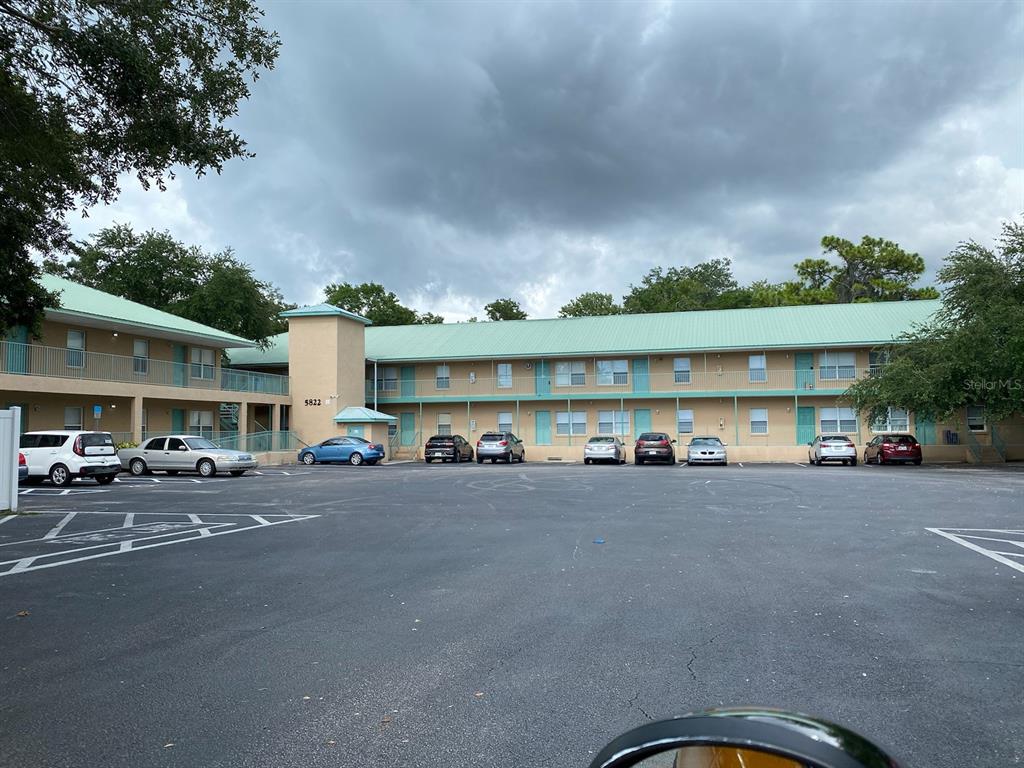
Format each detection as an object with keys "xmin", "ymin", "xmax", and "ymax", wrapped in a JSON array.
[
  {"xmin": 43, "ymin": 512, "xmax": 77, "ymax": 539},
  {"xmin": 793, "ymin": 462, "xmax": 807, "ymax": 468},
  {"xmin": 927, "ymin": 528, "xmax": 1024, "ymax": 575},
  {"xmin": 0, "ymin": 515, "xmax": 16, "ymax": 526},
  {"xmin": 122, "ymin": 513, "xmax": 134, "ymax": 528}
]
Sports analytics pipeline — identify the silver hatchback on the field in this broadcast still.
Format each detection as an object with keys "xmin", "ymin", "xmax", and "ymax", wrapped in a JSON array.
[{"xmin": 583, "ymin": 436, "xmax": 626, "ymax": 465}]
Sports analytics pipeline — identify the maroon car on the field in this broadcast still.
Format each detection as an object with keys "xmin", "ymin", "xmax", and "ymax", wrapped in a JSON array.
[
  {"xmin": 634, "ymin": 432, "xmax": 677, "ymax": 465},
  {"xmin": 864, "ymin": 434, "xmax": 922, "ymax": 465}
]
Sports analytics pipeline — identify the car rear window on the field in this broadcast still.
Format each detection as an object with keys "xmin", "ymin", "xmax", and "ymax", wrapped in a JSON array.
[
  {"xmin": 480, "ymin": 433, "xmax": 504, "ymax": 441},
  {"xmin": 822, "ymin": 435, "xmax": 850, "ymax": 442},
  {"xmin": 890, "ymin": 435, "xmax": 918, "ymax": 445},
  {"xmin": 638, "ymin": 433, "xmax": 667, "ymax": 441},
  {"xmin": 81, "ymin": 433, "xmax": 114, "ymax": 447},
  {"xmin": 427, "ymin": 435, "xmax": 453, "ymax": 441},
  {"xmin": 589, "ymin": 437, "xmax": 615, "ymax": 443}
]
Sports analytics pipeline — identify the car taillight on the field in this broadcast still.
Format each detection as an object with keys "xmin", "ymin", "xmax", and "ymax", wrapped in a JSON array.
[
  {"xmin": 73, "ymin": 436, "xmax": 85, "ymax": 456},
  {"xmin": 635, "ymin": 441, "xmax": 642, "ymax": 448},
  {"xmin": 882, "ymin": 442, "xmax": 894, "ymax": 448},
  {"xmin": 499, "ymin": 440, "xmax": 508, "ymax": 446},
  {"xmin": 660, "ymin": 439, "xmax": 669, "ymax": 446},
  {"xmin": 18, "ymin": 452, "xmax": 26, "ymax": 466},
  {"xmin": 845, "ymin": 442, "xmax": 855, "ymax": 448},
  {"xmin": 477, "ymin": 440, "xmax": 482, "ymax": 447}
]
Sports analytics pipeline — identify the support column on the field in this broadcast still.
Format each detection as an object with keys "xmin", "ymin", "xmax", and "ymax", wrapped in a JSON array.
[
  {"xmin": 131, "ymin": 396, "xmax": 144, "ymax": 444},
  {"xmin": 237, "ymin": 401, "xmax": 249, "ymax": 438},
  {"xmin": 733, "ymin": 395, "xmax": 739, "ymax": 445}
]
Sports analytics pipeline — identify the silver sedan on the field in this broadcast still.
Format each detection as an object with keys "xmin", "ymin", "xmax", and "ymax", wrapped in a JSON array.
[
  {"xmin": 686, "ymin": 436, "xmax": 728, "ymax": 465},
  {"xmin": 583, "ymin": 436, "xmax": 626, "ymax": 464},
  {"xmin": 119, "ymin": 435, "xmax": 258, "ymax": 477}
]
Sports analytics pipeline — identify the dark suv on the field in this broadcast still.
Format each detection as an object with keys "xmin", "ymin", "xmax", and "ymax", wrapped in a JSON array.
[
  {"xmin": 424, "ymin": 434, "xmax": 474, "ymax": 463},
  {"xmin": 634, "ymin": 432, "xmax": 677, "ymax": 465}
]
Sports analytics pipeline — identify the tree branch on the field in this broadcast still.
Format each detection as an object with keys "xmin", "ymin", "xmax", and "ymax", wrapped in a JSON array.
[{"xmin": 0, "ymin": 1, "xmax": 64, "ymax": 36}]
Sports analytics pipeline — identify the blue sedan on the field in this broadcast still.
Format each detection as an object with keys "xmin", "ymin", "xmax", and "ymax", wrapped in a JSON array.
[{"xmin": 298, "ymin": 436, "xmax": 385, "ymax": 466}]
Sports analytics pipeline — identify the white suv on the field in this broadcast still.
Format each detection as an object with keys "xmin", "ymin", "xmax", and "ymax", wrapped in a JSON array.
[{"xmin": 19, "ymin": 431, "xmax": 122, "ymax": 486}]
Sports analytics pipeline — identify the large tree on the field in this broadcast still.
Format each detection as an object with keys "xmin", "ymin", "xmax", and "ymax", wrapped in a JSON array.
[
  {"xmin": 484, "ymin": 298, "xmax": 527, "ymax": 321},
  {"xmin": 50, "ymin": 225, "xmax": 289, "ymax": 345},
  {"xmin": 844, "ymin": 219, "xmax": 1024, "ymax": 425},
  {"xmin": 558, "ymin": 292, "xmax": 621, "ymax": 317},
  {"xmin": 803, "ymin": 236, "xmax": 939, "ymax": 303},
  {"xmin": 0, "ymin": 0, "xmax": 279, "ymax": 335},
  {"xmin": 323, "ymin": 282, "xmax": 443, "ymax": 326},
  {"xmin": 622, "ymin": 259, "xmax": 738, "ymax": 313}
]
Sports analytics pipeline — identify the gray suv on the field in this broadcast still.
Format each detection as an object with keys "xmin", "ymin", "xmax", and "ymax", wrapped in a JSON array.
[{"xmin": 475, "ymin": 432, "xmax": 525, "ymax": 463}]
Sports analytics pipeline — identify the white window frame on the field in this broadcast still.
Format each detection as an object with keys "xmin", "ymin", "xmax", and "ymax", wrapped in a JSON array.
[
  {"xmin": 63, "ymin": 406, "xmax": 83, "ymax": 430},
  {"xmin": 190, "ymin": 347, "xmax": 215, "ymax": 380},
  {"xmin": 750, "ymin": 408, "xmax": 768, "ymax": 434},
  {"xmin": 435, "ymin": 365, "xmax": 450, "ymax": 390},
  {"xmin": 596, "ymin": 359, "xmax": 628, "ymax": 386},
  {"xmin": 556, "ymin": 410, "xmax": 587, "ymax": 436},
  {"xmin": 819, "ymin": 351, "xmax": 857, "ymax": 381},
  {"xmin": 496, "ymin": 363, "xmax": 512, "ymax": 389},
  {"xmin": 377, "ymin": 366, "xmax": 398, "ymax": 392},
  {"xmin": 437, "ymin": 412, "xmax": 452, "ymax": 435},
  {"xmin": 872, "ymin": 407, "xmax": 909, "ymax": 432},
  {"xmin": 673, "ymin": 357, "xmax": 691, "ymax": 384},
  {"xmin": 189, "ymin": 409, "xmax": 214, "ymax": 438},
  {"xmin": 677, "ymin": 408, "xmax": 694, "ymax": 434},
  {"xmin": 66, "ymin": 329, "xmax": 85, "ymax": 369},
  {"xmin": 597, "ymin": 409, "xmax": 630, "ymax": 436},
  {"xmin": 555, "ymin": 361, "xmax": 586, "ymax": 387},
  {"xmin": 133, "ymin": 339, "xmax": 149, "ymax": 376},
  {"xmin": 820, "ymin": 407, "xmax": 857, "ymax": 434},
  {"xmin": 966, "ymin": 405, "xmax": 986, "ymax": 432},
  {"xmin": 748, "ymin": 354, "xmax": 767, "ymax": 383},
  {"xmin": 497, "ymin": 411, "xmax": 513, "ymax": 433}
]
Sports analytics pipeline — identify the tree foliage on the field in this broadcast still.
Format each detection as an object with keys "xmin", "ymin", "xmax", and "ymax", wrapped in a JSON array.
[
  {"xmin": 811, "ymin": 236, "xmax": 939, "ymax": 302},
  {"xmin": 323, "ymin": 282, "xmax": 443, "ymax": 326},
  {"xmin": 844, "ymin": 219, "xmax": 1024, "ymax": 424},
  {"xmin": 622, "ymin": 259, "xmax": 739, "ymax": 313},
  {"xmin": 48, "ymin": 224, "xmax": 289, "ymax": 346},
  {"xmin": 0, "ymin": 0, "xmax": 279, "ymax": 334},
  {"xmin": 484, "ymin": 298, "xmax": 527, "ymax": 321},
  {"xmin": 558, "ymin": 292, "xmax": 621, "ymax": 317}
]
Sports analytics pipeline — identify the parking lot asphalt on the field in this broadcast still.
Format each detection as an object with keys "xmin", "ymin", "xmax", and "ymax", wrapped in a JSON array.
[{"xmin": 1, "ymin": 461, "xmax": 1022, "ymax": 768}]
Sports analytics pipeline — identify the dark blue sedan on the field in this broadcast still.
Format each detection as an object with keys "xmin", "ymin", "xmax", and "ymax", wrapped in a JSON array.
[{"xmin": 298, "ymin": 436, "xmax": 385, "ymax": 466}]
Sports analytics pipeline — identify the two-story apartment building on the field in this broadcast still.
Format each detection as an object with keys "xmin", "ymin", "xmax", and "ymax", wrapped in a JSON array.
[
  {"xmin": 1, "ymin": 275, "xmax": 291, "ymax": 449},
  {"xmin": 227, "ymin": 300, "xmax": 1022, "ymax": 464}
]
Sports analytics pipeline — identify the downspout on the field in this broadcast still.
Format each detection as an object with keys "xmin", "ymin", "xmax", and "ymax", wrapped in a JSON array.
[{"xmin": 733, "ymin": 395, "xmax": 739, "ymax": 446}]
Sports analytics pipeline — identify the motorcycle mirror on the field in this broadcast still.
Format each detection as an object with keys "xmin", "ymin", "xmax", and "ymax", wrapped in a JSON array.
[{"xmin": 589, "ymin": 709, "xmax": 900, "ymax": 768}]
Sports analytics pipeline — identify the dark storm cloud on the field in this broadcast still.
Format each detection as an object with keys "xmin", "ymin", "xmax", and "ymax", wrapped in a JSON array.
[{"xmin": 81, "ymin": 0, "xmax": 1024, "ymax": 316}]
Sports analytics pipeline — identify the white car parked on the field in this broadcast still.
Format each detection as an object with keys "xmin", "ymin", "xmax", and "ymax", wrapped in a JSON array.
[
  {"xmin": 808, "ymin": 434, "xmax": 858, "ymax": 466},
  {"xmin": 19, "ymin": 430, "xmax": 121, "ymax": 486}
]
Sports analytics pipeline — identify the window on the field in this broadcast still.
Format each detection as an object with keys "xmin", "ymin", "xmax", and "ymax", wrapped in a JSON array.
[
  {"xmin": 497, "ymin": 411, "xmax": 513, "ymax": 432},
  {"xmin": 143, "ymin": 437, "xmax": 165, "ymax": 450},
  {"xmin": 556, "ymin": 410, "xmax": 587, "ymax": 436},
  {"xmin": 66, "ymin": 330, "xmax": 85, "ymax": 368},
  {"xmin": 673, "ymin": 357, "xmax": 691, "ymax": 384},
  {"xmin": 966, "ymin": 406, "xmax": 986, "ymax": 432},
  {"xmin": 63, "ymin": 406, "xmax": 83, "ymax": 430},
  {"xmin": 387, "ymin": 423, "xmax": 398, "ymax": 438},
  {"xmin": 191, "ymin": 347, "xmax": 215, "ymax": 380},
  {"xmin": 869, "ymin": 350, "xmax": 890, "ymax": 372},
  {"xmin": 497, "ymin": 363, "xmax": 512, "ymax": 388},
  {"xmin": 748, "ymin": 354, "xmax": 766, "ymax": 383},
  {"xmin": 167, "ymin": 437, "xmax": 186, "ymax": 451},
  {"xmin": 556, "ymin": 361, "xmax": 586, "ymax": 387},
  {"xmin": 189, "ymin": 410, "xmax": 214, "ymax": 438},
  {"xmin": 597, "ymin": 410, "xmax": 630, "ymax": 435},
  {"xmin": 819, "ymin": 352, "xmax": 857, "ymax": 380},
  {"xmin": 132, "ymin": 339, "xmax": 149, "ymax": 375},
  {"xmin": 377, "ymin": 366, "xmax": 398, "ymax": 392},
  {"xmin": 596, "ymin": 359, "xmax": 628, "ymax": 385},
  {"xmin": 820, "ymin": 407, "xmax": 857, "ymax": 433},
  {"xmin": 437, "ymin": 412, "xmax": 452, "ymax": 435},
  {"xmin": 750, "ymin": 408, "xmax": 768, "ymax": 434},
  {"xmin": 872, "ymin": 407, "xmax": 909, "ymax": 432},
  {"xmin": 677, "ymin": 409, "xmax": 694, "ymax": 434},
  {"xmin": 435, "ymin": 365, "xmax": 450, "ymax": 390}
]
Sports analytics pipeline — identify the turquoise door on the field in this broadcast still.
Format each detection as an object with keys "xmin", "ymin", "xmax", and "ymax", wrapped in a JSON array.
[
  {"xmin": 632, "ymin": 358, "xmax": 649, "ymax": 393},
  {"xmin": 171, "ymin": 408, "xmax": 186, "ymax": 433},
  {"xmin": 535, "ymin": 410, "xmax": 551, "ymax": 445},
  {"xmin": 400, "ymin": 366, "xmax": 416, "ymax": 397},
  {"xmin": 400, "ymin": 412, "xmax": 415, "ymax": 445},
  {"xmin": 916, "ymin": 416, "xmax": 936, "ymax": 445},
  {"xmin": 535, "ymin": 361, "xmax": 550, "ymax": 396},
  {"xmin": 5, "ymin": 326, "xmax": 28, "ymax": 374},
  {"xmin": 347, "ymin": 425, "xmax": 365, "ymax": 438},
  {"xmin": 634, "ymin": 408, "xmax": 651, "ymax": 438},
  {"xmin": 172, "ymin": 345, "xmax": 188, "ymax": 387},
  {"xmin": 797, "ymin": 406, "xmax": 815, "ymax": 445},
  {"xmin": 795, "ymin": 352, "xmax": 814, "ymax": 390}
]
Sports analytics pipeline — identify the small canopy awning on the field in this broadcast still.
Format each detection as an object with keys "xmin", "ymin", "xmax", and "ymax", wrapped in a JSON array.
[{"xmin": 333, "ymin": 406, "xmax": 397, "ymax": 423}]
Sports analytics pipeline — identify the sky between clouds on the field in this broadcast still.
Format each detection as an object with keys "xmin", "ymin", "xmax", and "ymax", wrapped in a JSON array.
[{"xmin": 69, "ymin": 0, "xmax": 1024, "ymax": 321}]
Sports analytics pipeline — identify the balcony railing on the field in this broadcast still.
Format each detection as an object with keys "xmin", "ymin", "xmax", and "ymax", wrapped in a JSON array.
[
  {"xmin": 365, "ymin": 367, "xmax": 876, "ymax": 401},
  {"xmin": 1, "ymin": 340, "xmax": 289, "ymax": 396}
]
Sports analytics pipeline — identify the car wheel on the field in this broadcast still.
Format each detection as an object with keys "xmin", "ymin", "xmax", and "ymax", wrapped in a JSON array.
[
  {"xmin": 878, "ymin": 454, "xmax": 886, "ymax": 465},
  {"xmin": 453, "ymin": 450, "xmax": 460, "ymax": 463},
  {"xmin": 670, "ymin": 456, "xmax": 676, "ymax": 465},
  {"xmin": 96, "ymin": 475, "xmax": 115, "ymax": 485},
  {"xmin": 490, "ymin": 457, "xmax": 496, "ymax": 463},
  {"xmin": 584, "ymin": 458, "xmax": 591, "ymax": 465},
  {"xmin": 230, "ymin": 470, "xmax": 246, "ymax": 477},
  {"xmin": 636, "ymin": 458, "xmax": 644, "ymax": 465},
  {"xmin": 851, "ymin": 457, "xmax": 858, "ymax": 466},
  {"xmin": 425, "ymin": 457, "xmax": 433, "ymax": 463},
  {"xmin": 349, "ymin": 452, "xmax": 364, "ymax": 466},
  {"xmin": 49, "ymin": 464, "xmax": 72, "ymax": 487},
  {"xmin": 129, "ymin": 458, "xmax": 147, "ymax": 476},
  {"xmin": 520, "ymin": 452, "xmax": 525, "ymax": 463},
  {"xmin": 197, "ymin": 458, "xmax": 216, "ymax": 477},
  {"xmin": 476, "ymin": 457, "xmax": 483, "ymax": 464},
  {"xmin": 913, "ymin": 458, "xmax": 922, "ymax": 465},
  {"xmin": 301, "ymin": 453, "xmax": 316, "ymax": 465}
]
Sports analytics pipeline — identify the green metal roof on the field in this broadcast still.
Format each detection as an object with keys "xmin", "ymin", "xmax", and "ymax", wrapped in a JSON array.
[
  {"xmin": 226, "ymin": 331, "xmax": 288, "ymax": 367},
  {"xmin": 41, "ymin": 274, "xmax": 255, "ymax": 347},
  {"xmin": 280, "ymin": 303, "xmax": 371, "ymax": 324},
  {"xmin": 226, "ymin": 300, "xmax": 941, "ymax": 365},
  {"xmin": 333, "ymin": 406, "xmax": 397, "ymax": 423}
]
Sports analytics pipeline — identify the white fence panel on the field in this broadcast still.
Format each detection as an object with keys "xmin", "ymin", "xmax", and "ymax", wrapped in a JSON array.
[{"xmin": 0, "ymin": 406, "xmax": 20, "ymax": 512}]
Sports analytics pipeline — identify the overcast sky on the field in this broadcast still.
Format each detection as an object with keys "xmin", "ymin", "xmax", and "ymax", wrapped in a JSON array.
[{"xmin": 70, "ymin": 0, "xmax": 1023, "ymax": 321}]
